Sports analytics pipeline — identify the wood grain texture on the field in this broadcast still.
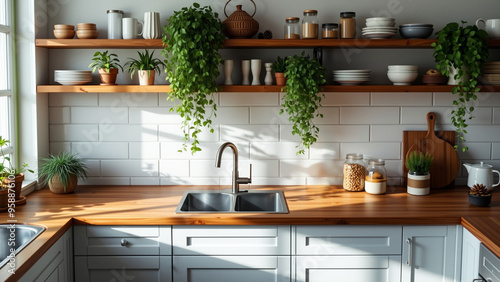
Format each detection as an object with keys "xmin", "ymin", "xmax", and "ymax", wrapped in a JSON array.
[
  {"xmin": 405, "ymin": 112, "xmax": 460, "ymax": 189},
  {"xmin": 462, "ymin": 217, "xmax": 500, "ymax": 259},
  {"xmin": 1, "ymin": 185, "xmax": 499, "ymax": 281}
]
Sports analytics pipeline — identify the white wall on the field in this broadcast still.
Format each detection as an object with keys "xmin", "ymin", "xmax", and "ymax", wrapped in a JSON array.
[{"xmin": 36, "ymin": 0, "xmax": 500, "ymax": 186}]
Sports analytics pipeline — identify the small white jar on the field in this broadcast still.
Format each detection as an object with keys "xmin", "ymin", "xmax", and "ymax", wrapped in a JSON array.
[{"xmin": 365, "ymin": 159, "xmax": 387, "ymax": 195}]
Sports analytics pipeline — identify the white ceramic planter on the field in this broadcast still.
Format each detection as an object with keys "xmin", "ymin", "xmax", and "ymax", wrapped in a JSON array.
[
  {"xmin": 138, "ymin": 70, "xmax": 155, "ymax": 85},
  {"xmin": 407, "ymin": 172, "xmax": 430, "ymax": 195}
]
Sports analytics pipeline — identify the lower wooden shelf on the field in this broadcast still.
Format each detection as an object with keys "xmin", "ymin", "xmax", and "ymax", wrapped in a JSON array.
[{"xmin": 36, "ymin": 84, "xmax": 500, "ymax": 93}]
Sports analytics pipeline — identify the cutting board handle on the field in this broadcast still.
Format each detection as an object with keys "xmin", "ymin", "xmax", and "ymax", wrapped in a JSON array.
[{"xmin": 425, "ymin": 112, "xmax": 437, "ymax": 139}]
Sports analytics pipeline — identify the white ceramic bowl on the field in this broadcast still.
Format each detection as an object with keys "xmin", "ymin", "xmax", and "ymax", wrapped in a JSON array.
[
  {"xmin": 387, "ymin": 71, "xmax": 418, "ymax": 85},
  {"xmin": 365, "ymin": 17, "xmax": 395, "ymax": 27},
  {"xmin": 387, "ymin": 65, "xmax": 418, "ymax": 72}
]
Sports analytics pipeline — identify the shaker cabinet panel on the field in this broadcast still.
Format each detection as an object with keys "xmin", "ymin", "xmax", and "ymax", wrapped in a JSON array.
[{"xmin": 461, "ymin": 228, "xmax": 481, "ymax": 282}]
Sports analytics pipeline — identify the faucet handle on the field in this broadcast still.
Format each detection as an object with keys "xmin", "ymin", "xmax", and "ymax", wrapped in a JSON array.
[{"xmin": 237, "ymin": 164, "xmax": 252, "ymax": 184}]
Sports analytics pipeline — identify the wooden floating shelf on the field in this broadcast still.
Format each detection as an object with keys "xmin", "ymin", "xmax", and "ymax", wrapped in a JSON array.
[
  {"xmin": 35, "ymin": 38, "xmax": 500, "ymax": 49},
  {"xmin": 36, "ymin": 84, "xmax": 500, "ymax": 93}
]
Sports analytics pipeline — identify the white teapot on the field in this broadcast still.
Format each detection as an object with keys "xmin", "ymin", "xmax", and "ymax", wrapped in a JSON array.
[{"xmin": 463, "ymin": 162, "xmax": 500, "ymax": 190}]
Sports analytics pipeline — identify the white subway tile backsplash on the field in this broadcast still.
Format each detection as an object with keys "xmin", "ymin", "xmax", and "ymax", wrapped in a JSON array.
[
  {"xmin": 50, "ymin": 125, "xmax": 99, "ymax": 142},
  {"xmin": 71, "ymin": 107, "xmax": 129, "ymax": 124},
  {"xmin": 372, "ymin": 92, "xmax": 432, "ymax": 106},
  {"xmin": 492, "ymin": 143, "xmax": 500, "ymax": 159},
  {"xmin": 465, "ymin": 125, "xmax": 500, "ymax": 142},
  {"xmin": 101, "ymin": 160, "xmax": 159, "ymax": 177},
  {"xmin": 476, "ymin": 92, "xmax": 500, "ymax": 107},
  {"xmin": 159, "ymin": 160, "xmax": 190, "ymax": 177},
  {"xmin": 221, "ymin": 125, "xmax": 279, "ymax": 142},
  {"xmin": 322, "ymin": 92, "xmax": 370, "ymax": 106},
  {"xmin": 49, "ymin": 107, "xmax": 70, "ymax": 124},
  {"xmin": 99, "ymin": 125, "xmax": 158, "ymax": 142},
  {"xmin": 433, "ymin": 92, "xmax": 454, "ymax": 106},
  {"xmin": 161, "ymin": 177, "xmax": 220, "ymax": 185},
  {"xmin": 280, "ymin": 160, "xmax": 342, "ymax": 178},
  {"xmin": 458, "ymin": 143, "xmax": 492, "ymax": 160},
  {"xmin": 129, "ymin": 142, "xmax": 160, "ymax": 159},
  {"xmin": 159, "ymin": 93, "xmax": 219, "ymax": 106},
  {"xmin": 250, "ymin": 142, "xmax": 308, "ymax": 160},
  {"xmin": 341, "ymin": 107, "xmax": 400, "ymax": 124},
  {"xmin": 220, "ymin": 93, "xmax": 279, "ymax": 106},
  {"xmin": 129, "ymin": 107, "xmax": 182, "ymax": 124},
  {"xmin": 314, "ymin": 107, "xmax": 340, "ymax": 125},
  {"xmin": 340, "ymin": 143, "xmax": 400, "ymax": 160},
  {"xmin": 99, "ymin": 93, "xmax": 159, "ymax": 107},
  {"xmin": 310, "ymin": 143, "xmax": 340, "ymax": 160},
  {"xmin": 318, "ymin": 125, "xmax": 370, "ymax": 142},
  {"xmin": 72, "ymin": 142, "xmax": 128, "ymax": 159},
  {"xmin": 190, "ymin": 160, "xmax": 278, "ymax": 177},
  {"xmin": 494, "ymin": 108, "xmax": 500, "ymax": 124},
  {"xmin": 159, "ymin": 125, "xmax": 220, "ymax": 142},
  {"xmin": 401, "ymin": 107, "xmax": 453, "ymax": 124},
  {"xmin": 213, "ymin": 107, "xmax": 249, "ymax": 124},
  {"xmin": 131, "ymin": 178, "xmax": 160, "ymax": 185},
  {"xmin": 49, "ymin": 142, "xmax": 71, "ymax": 154},
  {"xmin": 250, "ymin": 107, "xmax": 290, "ymax": 125},
  {"xmin": 161, "ymin": 142, "xmax": 249, "ymax": 160},
  {"xmin": 48, "ymin": 93, "xmax": 98, "ymax": 106},
  {"xmin": 249, "ymin": 177, "xmax": 307, "ymax": 185}
]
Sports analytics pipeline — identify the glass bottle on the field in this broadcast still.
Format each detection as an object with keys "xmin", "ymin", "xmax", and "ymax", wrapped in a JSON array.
[
  {"xmin": 302, "ymin": 10, "xmax": 319, "ymax": 39},
  {"xmin": 343, "ymin": 153, "xmax": 365, "ymax": 192},
  {"xmin": 365, "ymin": 159, "xmax": 387, "ymax": 194},
  {"xmin": 339, "ymin": 12, "xmax": 356, "ymax": 39},
  {"xmin": 284, "ymin": 17, "xmax": 300, "ymax": 39},
  {"xmin": 322, "ymin": 23, "xmax": 339, "ymax": 39}
]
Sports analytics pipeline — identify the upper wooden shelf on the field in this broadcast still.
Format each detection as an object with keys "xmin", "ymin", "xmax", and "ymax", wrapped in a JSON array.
[{"xmin": 36, "ymin": 84, "xmax": 500, "ymax": 93}]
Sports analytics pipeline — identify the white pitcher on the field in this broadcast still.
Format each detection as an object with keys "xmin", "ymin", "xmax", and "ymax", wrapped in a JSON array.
[
  {"xmin": 143, "ymin": 12, "xmax": 161, "ymax": 39},
  {"xmin": 463, "ymin": 162, "xmax": 500, "ymax": 190}
]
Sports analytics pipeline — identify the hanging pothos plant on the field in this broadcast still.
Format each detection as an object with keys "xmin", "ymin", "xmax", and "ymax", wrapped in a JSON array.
[
  {"xmin": 431, "ymin": 21, "xmax": 489, "ymax": 152},
  {"xmin": 281, "ymin": 52, "xmax": 326, "ymax": 155},
  {"xmin": 162, "ymin": 3, "xmax": 225, "ymax": 154}
]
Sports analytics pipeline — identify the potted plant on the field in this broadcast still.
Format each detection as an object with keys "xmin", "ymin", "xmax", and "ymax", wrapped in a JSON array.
[
  {"xmin": 468, "ymin": 184, "xmax": 492, "ymax": 207},
  {"xmin": 405, "ymin": 151, "xmax": 433, "ymax": 196},
  {"xmin": 0, "ymin": 136, "xmax": 33, "ymax": 201},
  {"xmin": 38, "ymin": 152, "xmax": 88, "ymax": 194},
  {"xmin": 124, "ymin": 50, "xmax": 166, "ymax": 85},
  {"xmin": 162, "ymin": 3, "xmax": 224, "ymax": 154},
  {"xmin": 431, "ymin": 21, "xmax": 489, "ymax": 152},
  {"xmin": 89, "ymin": 50, "xmax": 123, "ymax": 85},
  {"xmin": 271, "ymin": 56, "xmax": 288, "ymax": 86},
  {"xmin": 280, "ymin": 52, "xmax": 326, "ymax": 155}
]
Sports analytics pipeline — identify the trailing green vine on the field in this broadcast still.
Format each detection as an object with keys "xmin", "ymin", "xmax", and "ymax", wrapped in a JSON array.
[
  {"xmin": 281, "ymin": 52, "xmax": 326, "ymax": 155},
  {"xmin": 162, "ymin": 3, "xmax": 224, "ymax": 154},
  {"xmin": 432, "ymin": 21, "xmax": 489, "ymax": 152}
]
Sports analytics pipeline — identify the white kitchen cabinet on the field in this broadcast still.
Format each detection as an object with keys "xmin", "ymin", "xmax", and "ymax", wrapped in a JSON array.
[
  {"xmin": 20, "ymin": 227, "xmax": 73, "ymax": 282},
  {"xmin": 74, "ymin": 225, "xmax": 172, "ymax": 282},
  {"xmin": 461, "ymin": 228, "xmax": 481, "ymax": 282},
  {"xmin": 402, "ymin": 225, "xmax": 462, "ymax": 282}
]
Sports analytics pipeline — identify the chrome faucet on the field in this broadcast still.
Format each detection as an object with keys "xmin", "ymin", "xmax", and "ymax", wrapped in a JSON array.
[{"xmin": 215, "ymin": 142, "xmax": 252, "ymax": 194}]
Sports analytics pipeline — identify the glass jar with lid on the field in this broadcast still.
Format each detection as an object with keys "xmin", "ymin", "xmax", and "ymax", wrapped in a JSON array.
[
  {"xmin": 365, "ymin": 159, "xmax": 387, "ymax": 194},
  {"xmin": 339, "ymin": 11, "xmax": 356, "ymax": 39},
  {"xmin": 322, "ymin": 23, "xmax": 339, "ymax": 39},
  {"xmin": 284, "ymin": 17, "xmax": 300, "ymax": 39},
  {"xmin": 302, "ymin": 10, "xmax": 319, "ymax": 39},
  {"xmin": 343, "ymin": 153, "xmax": 365, "ymax": 192}
]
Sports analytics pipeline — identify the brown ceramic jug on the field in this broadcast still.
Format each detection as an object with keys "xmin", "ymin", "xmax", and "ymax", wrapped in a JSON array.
[{"xmin": 222, "ymin": 0, "xmax": 259, "ymax": 39}]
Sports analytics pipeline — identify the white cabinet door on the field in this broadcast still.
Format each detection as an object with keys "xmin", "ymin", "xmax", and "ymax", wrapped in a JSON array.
[
  {"xmin": 75, "ymin": 256, "xmax": 171, "ymax": 282},
  {"xmin": 461, "ymin": 229, "xmax": 481, "ymax": 282},
  {"xmin": 295, "ymin": 255, "xmax": 401, "ymax": 282},
  {"xmin": 402, "ymin": 225, "xmax": 462, "ymax": 282},
  {"xmin": 20, "ymin": 227, "xmax": 73, "ymax": 282},
  {"xmin": 173, "ymin": 256, "xmax": 290, "ymax": 282}
]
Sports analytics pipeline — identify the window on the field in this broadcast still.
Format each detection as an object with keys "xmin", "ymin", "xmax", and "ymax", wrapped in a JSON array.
[{"xmin": 0, "ymin": 0, "xmax": 16, "ymax": 165}]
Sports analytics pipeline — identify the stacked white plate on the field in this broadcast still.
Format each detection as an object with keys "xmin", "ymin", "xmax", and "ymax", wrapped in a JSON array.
[
  {"xmin": 333, "ymin": 70, "xmax": 371, "ymax": 85},
  {"xmin": 363, "ymin": 17, "xmax": 397, "ymax": 39},
  {"xmin": 54, "ymin": 70, "xmax": 92, "ymax": 85},
  {"xmin": 482, "ymin": 61, "xmax": 500, "ymax": 84}
]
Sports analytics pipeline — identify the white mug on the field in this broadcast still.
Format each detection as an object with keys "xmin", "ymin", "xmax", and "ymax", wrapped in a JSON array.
[
  {"xmin": 476, "ymin": 18, "xmax": 500, "ymax": 38},
  {"xmin": 143, "ymin": 12, "xmax": 161, "ymax": 39},
  {"xmin": 122, "ymin": 18, "xmax": 143, "ymax": 39}
]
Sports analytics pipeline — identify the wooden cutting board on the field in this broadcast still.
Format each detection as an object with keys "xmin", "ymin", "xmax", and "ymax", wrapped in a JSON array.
[{"xmin": 402, "ymin": 113, "xmax": 459, "ymax": 188}]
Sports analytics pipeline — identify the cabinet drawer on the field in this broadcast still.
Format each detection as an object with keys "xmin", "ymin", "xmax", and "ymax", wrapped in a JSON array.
[
  {"xmin": 173, "ymin": 225, "xmax": 291, "ymax": 255},
  {"xmin": 74, "ymin": 225, "xmax": 171, "ymax": 256},
  {"xmin": 295, "ymin": 226, "xmax": 402, "ymax": 255}
]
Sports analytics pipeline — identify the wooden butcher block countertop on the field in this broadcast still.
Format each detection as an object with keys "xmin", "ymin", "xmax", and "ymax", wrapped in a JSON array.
[{"xmin": 1, "ymin": 185, "xmax": 500, "ymax": 281}]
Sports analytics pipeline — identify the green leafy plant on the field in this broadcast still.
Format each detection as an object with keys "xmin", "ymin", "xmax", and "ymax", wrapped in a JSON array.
[
  {"xmin": 431, "ymin": 21, "xmax": 489, "ymax": 152},
  {"xmin": 124, "ymin": 50, "xmax": 166, "ymax": 79},
  {"xmin": 162, "ymin": 3, "xmax": 224, "ymax": 154},
  {"xmin": 0, "ymin": 136, "xmax": 33, "ymax": 186},
  {"xmin": 89, "ymin": 50, "xmax": 123, "ymax": 73},
  {"xmin": 405, "ymin": 151, "xmax": 433, "ymax": 174},
  {"xmin": 280, "ymin": 52, "xmax": 326, "ymax": 155},
  {"xmin": 38, "ymin": 152, "xmax": 88, "ymax": 192},
  {"xmin": 271, "ymin": 56, "xmax": 288, "ymax": 73}
]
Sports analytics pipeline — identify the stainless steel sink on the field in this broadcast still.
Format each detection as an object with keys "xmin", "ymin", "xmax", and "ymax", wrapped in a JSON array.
[
  {"xmin": 176, "ymin": 190, "xmax": 289, "ymax": 213},
  {"xmin": 0, "ymin": 224, "xmax": 45, "ymax": 268}
]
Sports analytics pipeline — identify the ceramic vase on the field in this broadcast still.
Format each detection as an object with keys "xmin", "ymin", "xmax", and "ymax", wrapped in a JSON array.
[
  {"xmin": 143, "ymin": 12, "xmax": 161, "ymax": 39},
  {"xmin": 251, "ymin": 59, "xmax": 261, "ymax": 85},
  {"xmin": 407, "ymin": 172, "xmax": 430, "ymax": 195},
  {"xmin": 264, "ymin": 63, "xmax": 273, "ymax": 85},
  {"xmin": 447, "ymin": 66, "xmax": 469, "ymax": 85},
  {"xmin": 138, "ymin": 70, "xmax": 155, "ymax": 85},
  {"xmin": 224, "ymin": 60, "xmax": 234, "ymax": 85},
  {"xmin": 241, "ymin": 60, "xmax": 250, "ymax": 85}
]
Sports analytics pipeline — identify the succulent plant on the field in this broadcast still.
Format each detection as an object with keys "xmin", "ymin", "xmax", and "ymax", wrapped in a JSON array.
[
  {"xmin": 469, "ymin": 184, "xmax": 491, "ymax": 196},
  {"xmin": 271, "ymin": 56, "xmax": 287, "ymax": 73}
]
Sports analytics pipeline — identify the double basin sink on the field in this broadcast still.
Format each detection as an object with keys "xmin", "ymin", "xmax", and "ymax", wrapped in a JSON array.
[
  {"xmin": 0, "ymin": 224, "xmax": 45, "ymax": 268},
  {"xmin": 176, "ymin": 190, "xmax": 288, "ymax": 213}
]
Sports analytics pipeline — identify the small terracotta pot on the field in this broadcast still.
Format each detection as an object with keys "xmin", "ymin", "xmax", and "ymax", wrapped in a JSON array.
[
  {"xmin": 48, "ymin": 174, "xmax": 78, "ymax": 194},
  {"xmin": 3, "ymin": 173, "xmax": 24, "ymax": 200},
  {"xmin": 98, "ymin": 68, "xmax": 119, "ymax": 85},
  {"xmin": 275, "ymin": 73, "xmax": 286, "ymax": 86},
  {"xmin": 407, "ymin": 172, "xmax": 430, "ymax": 195},
  {"xmin": 138, "ymin": 70, "xmax": 155, "ymax": 85},
  {"xmin": 0, "ymin": 189, "xmax": 8, "ymax": 208}
]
